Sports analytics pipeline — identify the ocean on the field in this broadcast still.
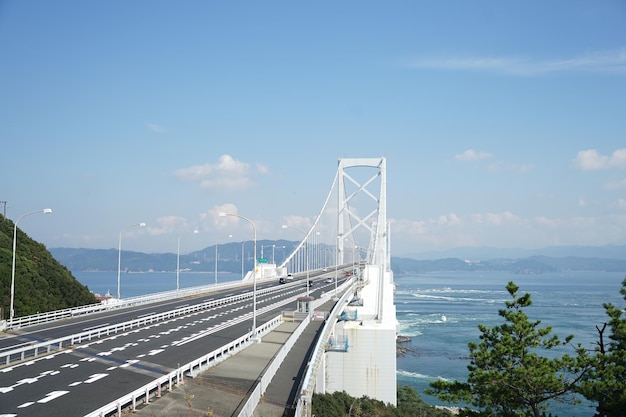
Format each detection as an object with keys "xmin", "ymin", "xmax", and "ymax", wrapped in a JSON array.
[
  {"xmin": 73, "ymin": 270, "xmax": 244, "ymax": 299},
  {"xmin": 74, "ymin": 270, "xmax": 625, "ymax": 416},
  {"xmin": 395, "ymin": 271, "xmax": 625, "ymax": 417}
]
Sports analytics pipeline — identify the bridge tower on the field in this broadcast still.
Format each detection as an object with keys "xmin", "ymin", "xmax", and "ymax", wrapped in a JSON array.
[{"xmin": 320, "ymin": 157, "xmax": 397, "ymax": 405}]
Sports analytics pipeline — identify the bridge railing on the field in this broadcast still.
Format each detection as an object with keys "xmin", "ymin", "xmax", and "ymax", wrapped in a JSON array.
[
  {"xmin": 84, "ymin": 314, "xmax": 284, "ymax": 417},
  {"xmin": 4, "ymin": 279, "xmax": 250, "ymax": 330},
  {"xmin": 295, "ymin": 278, "xmax": 356, "ymax": 417},
  {"xmin": 0, "ymin": 285, "xmax": 278, "ymax": 367},
  {"xmin": 236, "ymin": 313, "xmax": 312, "ymax": 417}
]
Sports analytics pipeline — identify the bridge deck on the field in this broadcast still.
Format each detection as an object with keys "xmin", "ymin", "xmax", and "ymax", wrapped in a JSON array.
[{"xmin": 132, "ymin": 301, "xmax": 333, "ymax": 417}]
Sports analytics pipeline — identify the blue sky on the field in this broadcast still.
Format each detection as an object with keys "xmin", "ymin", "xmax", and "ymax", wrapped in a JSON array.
[{"xmin": 1, "ymin": 1, "xmax": 625, "ymax": 257}]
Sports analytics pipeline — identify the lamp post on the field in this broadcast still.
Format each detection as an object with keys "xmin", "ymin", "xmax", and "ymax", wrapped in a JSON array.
[
  {"xmin": 177, "ymin": 229, "xmax": 198, "ymax": 292},
  {"xmin": 9, "ymin": 208, "xmax": 52, "ymax": 327},
  {"xmin": 219, "ymin": 212, "xmax": 258, "ymax": 339},
  {"xmin": 117, "ymin": 222, "xmax": 146, "ymax": 300},
  {"xmin": 282, "ymin": 225, "xmax": 310, "ymax": 297},
  {"xmin": 241, "ymin": 240, "xmax": 247, "ymax": 279},
  {"xmin": 261, "ymin": 244, "xmax": 276, "ymax": 262},
  {"xmin": 272, "ymin": 245, "xmax": 285, "ymax": 265},
  {"xmin": 215, "ymin": 242, "xmax": 218, "ymax": 285}
]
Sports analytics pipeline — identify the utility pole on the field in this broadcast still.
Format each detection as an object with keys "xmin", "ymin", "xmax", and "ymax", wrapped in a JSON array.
[{"xmin": 0, "ymin": 201, "xmax": 7, "ymax": 218}]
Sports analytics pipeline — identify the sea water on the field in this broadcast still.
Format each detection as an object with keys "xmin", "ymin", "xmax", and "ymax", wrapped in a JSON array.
[
  {"xmin": 73, "ymin": 269, "xmax": 625, "ymax": 416},
  {"xmin": 395, "ymin": 271, "xmax": 626, "ymax": 417},
  {"xmin": 73, "ymin": 270, "xmax": 244, "ymax": 299}
]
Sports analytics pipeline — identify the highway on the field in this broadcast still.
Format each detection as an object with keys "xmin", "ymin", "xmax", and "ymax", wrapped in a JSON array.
[{"xmin": 0, "ymin": 272, "xmax": 343, "ymax": 417}]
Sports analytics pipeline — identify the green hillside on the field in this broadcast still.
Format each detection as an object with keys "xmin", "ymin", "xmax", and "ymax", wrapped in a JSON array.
[{"xmin": 1, "ymin": 216, "xmax": 98, "ymax": 321}]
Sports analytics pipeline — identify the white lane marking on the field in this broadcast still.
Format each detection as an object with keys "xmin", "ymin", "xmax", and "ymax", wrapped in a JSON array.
[
  {"xmin": 18, "ymin": 402, "xmax": 34, "ymax": 408},
  {"xmin": 37, "ymin": 390, "xmax": 69, "ymax": 403},
  {"xmin": 84, "ymin": 374, "xmax": 108, "ymax": 384},
  {"xmin": 120, "ymin": 360, "xmax": 139, "ymax": 368},
  {"xmin": 16, "ymin": 378, "xmax": 38, "ymax": 386}
]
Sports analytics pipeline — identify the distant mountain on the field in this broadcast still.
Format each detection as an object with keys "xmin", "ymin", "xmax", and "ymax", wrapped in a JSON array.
[
  {"xmin": 390, "ymin": 255, "xmax": 626, "ymax": 276},
  {"xmin": 49, "ymin": 243, "xmax": 626, "ymax": 277},
  {"xmin": 50, "ymin": 239, "xmax": 299, "ymax": 274},
  {"xmin": 401, "ymin": 244, "xmax": 626, "ymax": 261}
]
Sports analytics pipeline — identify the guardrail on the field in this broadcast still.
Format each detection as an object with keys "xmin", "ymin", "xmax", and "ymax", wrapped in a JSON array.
[
  {"xmin": 84, "ymin": 314, "xmax": 284, "ymax": 417},
  {"xmin": 295, "ymin": 278, "xmax": 356, "ymax": 417},
  {"xmin": 0, "ymin": 284, "xmax": 281, "ymax": 367},
  {"xmin": 5, "ymin": 279, "xmax": 251, "ymax": 330},
  {"xmin": 236, "ymin": 314, "xmax": 312, "ymax": 417}
]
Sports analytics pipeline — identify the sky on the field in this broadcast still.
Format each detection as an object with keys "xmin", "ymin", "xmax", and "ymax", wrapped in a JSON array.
[{"xmin": 1, "ymin": 1, "xmax": 626, "ymax": 258}]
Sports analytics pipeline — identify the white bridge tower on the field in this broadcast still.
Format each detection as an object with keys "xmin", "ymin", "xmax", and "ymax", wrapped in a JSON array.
[{"xmin": 321, "ymin": 157, "xmax": 397, "ymax": 405}]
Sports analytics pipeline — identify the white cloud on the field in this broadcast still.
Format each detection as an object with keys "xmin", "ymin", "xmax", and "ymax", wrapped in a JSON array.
[
  {"xmin": 605, "ymin": 178, "xmax": 626, "ymax": 190},
  {"xmin": 457, "ymin": 151, "xmax": 530, "ymax": 175},
  {"xmin": 455, "ymin": 149, "xmax": 493, "ymax": 161},
  {"xmin": 281, "ymin": 215, "xmax": 314, "ymax": 235},
  {"xmin": 485, "ymin": 211, "xmax": 520, "ymax": 225},
  {"xmin": 408, "ymin": 48, "xmax": 626, "ymax": 76},
  {"xmin": 391, "ymin": 210, "xmax": 626, "ymax": 253},
  {"xmin": 573, "ymin": 148, "xmax": 626, "ymax": 170},
  {"xmin": 201, "ymin": 203, "xmax": 238, "ymax": 224},
  {"xmin": 614, "ymin": 199, "xmax": 626, "ymax": 209},
  {"xmin": 173, "ymin": 154, "xmax": 268, "ymax": 191},
  {"xmin": 146, "ymin": 216, "xmax": 189, "ymax": 236},
  {"xmin": 434, "ymin": 213, "xmax": 462, "ymax": 226},
  {"xmin": 145, "ymin": 122, "xmax": 166, "ymax": 133}
]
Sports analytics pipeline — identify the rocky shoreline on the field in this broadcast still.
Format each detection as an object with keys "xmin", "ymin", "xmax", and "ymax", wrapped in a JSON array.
[{"xmin": 396, "ymin": 334, "xmax": 413, "ymax": 356}]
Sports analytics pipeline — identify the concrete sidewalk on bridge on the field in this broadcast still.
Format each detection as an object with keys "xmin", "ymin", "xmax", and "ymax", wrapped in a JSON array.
[{"xmin": 133, "ymin": 300, "xmax": 334, "ymax": 417}]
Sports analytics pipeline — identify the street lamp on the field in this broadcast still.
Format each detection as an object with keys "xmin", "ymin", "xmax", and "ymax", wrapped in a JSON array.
[
  {"xmin": 261, "ymin": 244, "xmax": 277, "ymax": 262},
  {"xmin": 117, "ymin": 222, "xmax": 146, "ymax": 300},
  {"xmin": 272, "ymin": 244, "xmax": 285, "ymax": 264},
  {"xmin": 241, "ymin": 240, "xmax": 247, "ymax": 279},
  {"xmin": 282, "ymin": 225, "xmax": 310, "ymax": 297},
  {"xmin": 9, "ymin": 208, "xmax": 52, "ymax": 327},
  {"xmin": 177, "ymin": 229, "xmax": 198, "ymax": 292},
  {"xmin": 219, "ymin": 212, "xmax": 258, "ymax": 339}
]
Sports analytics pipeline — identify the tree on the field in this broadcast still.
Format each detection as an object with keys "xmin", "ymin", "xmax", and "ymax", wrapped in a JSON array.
[
  {"xmin": 426, "ymin": 281, "xmax": 588, "ymax": 417},
  {"xmin": 578, "ymin": 278, "xmax": 626, "ymax": 417},
  {"xmin": 0, "ymin": 216, "xmax": 98, "ymax": 317},
  {"xmin": 311, "ymin": 386, "xmax": 448, "ymax": 417}
]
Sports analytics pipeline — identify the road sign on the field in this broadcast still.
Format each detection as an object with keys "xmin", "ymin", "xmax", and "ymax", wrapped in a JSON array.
[{"xmin": 258, "ymin": 258, "xmax": 268, "ymax": 263}]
